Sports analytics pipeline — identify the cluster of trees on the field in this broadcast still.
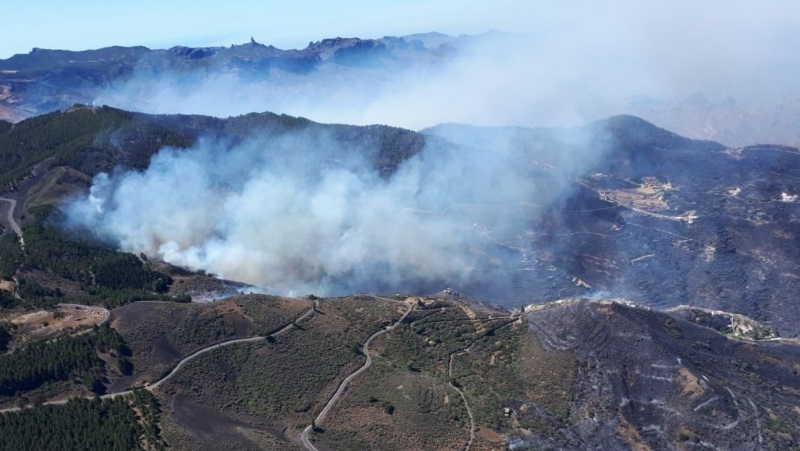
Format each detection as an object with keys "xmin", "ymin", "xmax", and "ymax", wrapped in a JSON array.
[
  {"xmin": 0, "ymin": 324, "xmax": 131, "ymax": 396},
  {"xmin": 0, "ymin": 391, "xmax": 165, "ymax": 451},
  {"xmin": 0, "ymin": 110, "xmax": 200, "ymax": 308},
  {"xmin": 15, "ymin": 279, "xmax": 62, "ymax": 305},
  {"xmin": 0, "ymin": 291, "xmax": 18, "ymax": 309},
  {"xmin": 0, "ymin": 322, "xmax": 12, "ymax": 352},
  {"xmin": 66, "ymin": 119, "xmax": 193, "ymax": 173},
  {"xmin": 13, "ymin": 205, "xmax": 178, "ymax": 308},
  {"xmin": 68, "ymin": 289, "xmax": 191, "ymax": 309},
  {"xmin": 0, "ymin": 233, "xmax": 23, "ymax": 280},
  {"xmin": 0, "ymin": 107, "xmax": 132, "ymax": 191},
  {"xmin": 0, "ymin": 105, "xmax": 198, "ymax": 192},
  {"xmin": 24, "ymin": 206, "xmax": 158, "ymax": 284},
  {"xmin": 372, "ymin": 125, "xmax": 426, "ymax": 175}
]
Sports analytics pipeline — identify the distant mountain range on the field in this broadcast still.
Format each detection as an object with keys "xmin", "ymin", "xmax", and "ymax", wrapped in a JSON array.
[
  {"xmin": 0, "ymin": 32, "xmax": 490, "ymax": 121},
  {"xmin": 2, "ymin": 32, "xmax": 799, "ymax": 147}
]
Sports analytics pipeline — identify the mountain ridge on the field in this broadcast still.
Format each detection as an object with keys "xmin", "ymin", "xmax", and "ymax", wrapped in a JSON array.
[
  {"xmin": 0, "ymin": 106, "xmax": 799, "ymax": 449},
  {"xmin": 0, "ymin": 107, "xmax": 798, "ymax": 336},
  {"xmin": 0, "ymin": 32, "xmax": 479, "ymax": 122}
]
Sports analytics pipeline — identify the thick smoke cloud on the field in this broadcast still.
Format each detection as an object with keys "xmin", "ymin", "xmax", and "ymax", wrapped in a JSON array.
[{"xmin": 64, "ymin": 128, "xmax": 604, "ymax": 296}]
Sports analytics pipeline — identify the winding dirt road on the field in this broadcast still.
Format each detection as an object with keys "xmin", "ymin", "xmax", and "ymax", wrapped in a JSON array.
[
  {"xmin": 148, "ymin": 301, "xmax": 316, "ymax": 391},
  {"xmin": 301, "ymin": 300, "xmax": 412, "ymax": 451},
  {"xmin": 450, "ymin": 384, "xmax": 475, "ymax": 451},
  {"xmin": 449, "ymin": 316, "xmax": 518, "ymax": 451},
  {"xmin": 0, "ymin": 300, "xmax": 318, "ymax": 414},
  {"xmin": 0, "ymin": 197, "xmax": 22, "ymax": 239}
]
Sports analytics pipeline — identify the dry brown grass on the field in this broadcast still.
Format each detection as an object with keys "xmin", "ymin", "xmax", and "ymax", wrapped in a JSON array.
[
  {"xmin": 617, "ymin": 412, "xmax": 653, "ymax": 451},
  {"xmin": 315, "ymin": 301, "xmax": 576, "ymax": 450},
  {"xmin": 677, "ymin": 367, "xmax": 706, "ymax": 399},
  {"xmin": 6, "ymin": 305, "xmax": 105, "ymax": 344}
]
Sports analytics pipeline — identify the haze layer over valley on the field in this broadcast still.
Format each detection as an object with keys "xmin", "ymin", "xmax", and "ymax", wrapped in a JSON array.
[{"xmin": 2, "ymin": 1, "xmax": 800, "ymax": 146}]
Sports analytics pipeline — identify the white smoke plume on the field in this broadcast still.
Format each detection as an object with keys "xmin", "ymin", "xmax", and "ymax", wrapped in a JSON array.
[{"xmin": 62, "ymin": 126, "xmax": 604, "ymax": 296}]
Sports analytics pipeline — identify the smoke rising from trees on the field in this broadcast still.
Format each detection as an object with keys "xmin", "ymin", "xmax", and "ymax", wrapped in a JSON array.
[{"xmin": 63, "ymin": 126, "xmax": 606, "ymax": 296}]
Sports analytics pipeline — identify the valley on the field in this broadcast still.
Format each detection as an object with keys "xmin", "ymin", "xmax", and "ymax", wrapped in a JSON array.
[
  {"xmin": 2, "ymin": 0, "xmax": 800, "ymax": 446},
  {"xmin": 0, "ymin": 78, "xmax": 798, "ymax": 451}
]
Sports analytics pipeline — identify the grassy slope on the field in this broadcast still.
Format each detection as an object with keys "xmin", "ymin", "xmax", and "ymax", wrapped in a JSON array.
[
  {"xmin": 6, "ymin": 295, "xmax": 800, "ymax": 450},
  {"xmin": 312, "ymin": 300, "xmax": 575, "ymax": 451},
  {"xmin": 152, "ymin": 296, "xmax": 403, "ymax": 450},
  {"xmin": 109, "ymin": 295, "xmax": 310, "ymax": 386},
  {"xmin": 115, "ymin": 295, "xmax": 575, "ymax": 450}
]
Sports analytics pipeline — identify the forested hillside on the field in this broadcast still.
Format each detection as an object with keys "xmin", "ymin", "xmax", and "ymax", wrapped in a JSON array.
[
  {"xmin": 0, "ymin": 324, "xmax": 130, "ymax": 398},
  {"xmin": 0, "ymin": 106, "xmax": 427, "ymax": 310},
  {"xmin": 0, "ymin": 391, "xmax": 164, "ymax": 451},
  {"xmin": 17, "ymin": 206, "xmax": 177, "ymax": 308}
]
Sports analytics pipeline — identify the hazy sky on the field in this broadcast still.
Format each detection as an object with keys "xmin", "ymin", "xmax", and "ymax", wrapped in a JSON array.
[
  {"xmin": 2, "ymin": 0, "xmax": 538, "ymax": 57},
  {"xmin": 5, "ymin": 1, "xmax": 799, "ymax": 100},
  {"xmin": 5, "ymin": 1, "xmax": 796, "ymax": 60}
]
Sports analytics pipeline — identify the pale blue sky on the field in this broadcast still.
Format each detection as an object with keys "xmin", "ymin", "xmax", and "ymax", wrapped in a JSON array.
[{"xmin": 1, "ymin": 0, "xmax": 539, "ymax": 58}]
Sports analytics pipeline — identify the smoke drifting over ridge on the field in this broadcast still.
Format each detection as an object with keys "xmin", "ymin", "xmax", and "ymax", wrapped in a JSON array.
[
  {"xmin": 60, "ymin": 1, "xmax": 800, "ymax": 296},
  {"xmin": 89, "ymin": 1, "xmax": 800, "ymax": 135},
  {"xmin": 90, "ymin": 31, "xmax": 656, "ymax": 130},
  {"xmin": 63, "ymin": 125, "xmax": 607, "ymax": 297}
]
